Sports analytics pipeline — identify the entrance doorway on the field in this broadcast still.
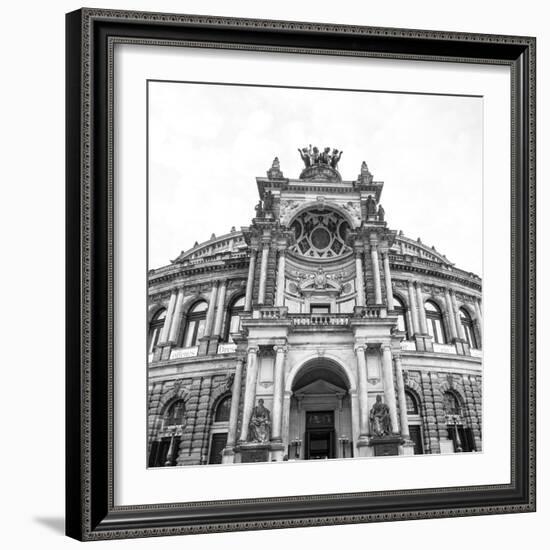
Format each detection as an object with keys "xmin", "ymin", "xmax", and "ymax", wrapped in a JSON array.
[
  {"xmin": 288, "ymin": 359, "xmax": 353, "ymax": 460},
  {"xmin": 305, "ymin": 411, "xmax": 335, "ymax": 460}
]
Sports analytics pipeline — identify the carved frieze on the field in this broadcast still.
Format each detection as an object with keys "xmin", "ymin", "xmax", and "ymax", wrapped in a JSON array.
[
  {"xmin": 342, "ymin": 201, "xmax": 362, "ymax": 226},
  {"xmin": 279, "ymin": 199, "xmax": 300, "ymax": 225},
  {"xmin": 393, "ymin": 279, "xmax": 409, "ymax": 290}
]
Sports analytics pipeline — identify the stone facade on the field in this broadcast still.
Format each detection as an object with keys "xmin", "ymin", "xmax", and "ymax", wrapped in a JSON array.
[{"xmin": 147, "ymin": 152, "xmax": 482, "ymax": 467}]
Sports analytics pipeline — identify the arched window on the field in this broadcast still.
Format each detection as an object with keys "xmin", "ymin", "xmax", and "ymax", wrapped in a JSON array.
[
  {"xmin": 405, "ymin": 391, "xmax": 419, "ymax": 415},
  {"xmin": 425, "ymin": 301, "xmax": 446, "ymax": 344},
  {"xmin": 405, "ymin": 390, "xmax": 423, "ymax": 455},
  {"xmin": 442, "ymin": 391, "xmax": 475, "ymax": 452},
  {"xmin": 163, "ymin": 399, "xmax": 186, "ymax": 429},
  {"xmin": 214, "ymin": 395, "xmax": 232, "ymax": 422},
  {"xmin": 148, "ymin": 308, "xmax": 166, "ymax": 353},
  {"xmin": 148, "ymin": 399, "xmax": 186, "ymax": 468},
  {"xmin": 183, "ymin": 301, "xmax": 208, "ymax": 347},
  {"xmin": 208, "ymin": 395, "xmax": 231, "ymax": 464},
  {"xmin": 443, "ymin": 391, "xmax": 461, "ymax": 417},
  {"xmin": 393, "ymin": 296, "xmax": 409, "ymax": 339},
  {"xmin": 460, "ymin": 307, "xmax": 478, "ymax": 349},
  {"xmin": 226, "ymin": 296, "xmax": 245, "ymax": 342}
]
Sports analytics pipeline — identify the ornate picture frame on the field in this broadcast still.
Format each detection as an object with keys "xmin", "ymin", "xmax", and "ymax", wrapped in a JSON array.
[{"xmin": 65, "ymin": 8, "xmax": 536, "ymax": 541}]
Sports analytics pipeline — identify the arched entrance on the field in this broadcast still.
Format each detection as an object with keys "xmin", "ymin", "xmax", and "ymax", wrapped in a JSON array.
[{"xmin": 287, "ymin": 359, "xmax": 353, "ymax": 460}]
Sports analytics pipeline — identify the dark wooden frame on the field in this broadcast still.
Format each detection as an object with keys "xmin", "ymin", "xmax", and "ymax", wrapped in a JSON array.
[{"xmin": 66, "ymin": 8, "xmax": 536, "ymax": 541}]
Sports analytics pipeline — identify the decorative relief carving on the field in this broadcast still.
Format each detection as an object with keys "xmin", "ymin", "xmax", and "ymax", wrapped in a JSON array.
[
  {"xmin": 224, "ymin": 373, "xmax": 235, "ymax": 391},
  {"xmin": 342, "ymin": 201, "xmax": 362, "ymax": 225},
  {"xmin": 279, "ymin": 199, "xmax": 300, "ymax": 225},
  {"xmin": 289, "ymin": 267, "xmax": 353, "ymax": 297},
  {"xmin": 393, "ymin": 280, "xmax": 409, "ymax": 290},
  {"xmin": 288, "ymin": 281, "xmax": 299, "ymax": 295}
]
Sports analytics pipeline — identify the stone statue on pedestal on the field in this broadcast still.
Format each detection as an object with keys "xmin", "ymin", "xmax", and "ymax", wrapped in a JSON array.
[
  {"xmin": 298, "ymin": 147, "xmax": 312, "ymax": 168},
  {"xmin": 248, "ymin": 399, "xmax": 271, "ymax": 443},
  {"xmin": 263, "ymin": 190, "xmax": 274, "ymax": 212},
  {"xmin": 366, "ymin": 195, "xmax": 377, "ymax": 217},
  {"xmin": 298, "ymin": 145, "xmax": 343, "ymax": 169},
  {"xmin": 331, "ymin": 149, "xmax": 343, "ymax": 169},
  {"xmin": 254, "ymin": 200, "xmax": 264, "ymax": 218},
  {"xmin": 377, "ymin": 204, "xmax": 385, "ymax": 222},
  {"xmin": 369, "ymin": 395, "xmax": 392, "ymax": 436}
]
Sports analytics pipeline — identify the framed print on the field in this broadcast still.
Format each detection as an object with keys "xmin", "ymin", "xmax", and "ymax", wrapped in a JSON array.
[{"xmin": 65, "ymin": 8, "xmax": 536, "ymax": 541}]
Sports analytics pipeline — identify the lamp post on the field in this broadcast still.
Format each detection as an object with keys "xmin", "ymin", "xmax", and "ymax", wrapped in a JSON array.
[
  {"xmin": 164, "ymin": 427, "xmax": 178, "ymax": 466},
  {"xmin": 290, "ymin": 438, "xmax": 302, "ymax": 459},
  {"xmin": 448, "ymin": 414, "xmax": 463, "ymax": 452}
]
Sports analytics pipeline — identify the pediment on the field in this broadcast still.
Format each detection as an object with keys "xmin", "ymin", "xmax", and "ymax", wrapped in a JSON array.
[{"xmin": 294, "ymin": 378, "xmax": 347, "ymax": 396}]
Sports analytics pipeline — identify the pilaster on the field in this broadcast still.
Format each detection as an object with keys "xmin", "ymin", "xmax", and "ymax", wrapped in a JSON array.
[
  {"xmin": 355, "ymin": 251, "xmax": 366, "ymax": 307},
  {"xmin": 370, "ymin": 244, "xmax": 383, "ymax": 305},
  {"xmin": 354, "ymin": 344, "xmax": 370, "ymax": 439},
  {"xmin": 244, "ymin": 249, "xmax": 257, "ymax": 311},
  {"xmin": 222, "ymin": 355, "xmax": 245, "ymax": 463},
  {"xmin": 238, "ymin": 346, "xmax": 260, "ymax": 443}
]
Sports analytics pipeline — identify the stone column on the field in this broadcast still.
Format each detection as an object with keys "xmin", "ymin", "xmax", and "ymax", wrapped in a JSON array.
[
  {"xmin": 244, "ymin": 249, "xmax": 257, "ymax": 312},
  {"xmin": 355, "ymin": 344, "xmax": 370, "ymax": 436},
  {"xmin": 355, "ymin": 252, "xmax": 366, "ymax": 307},
  {"xmin": 212, "ymin": 279, "xmax": 227, "ymax": 337},
  {"xmin": 407, "ymin": 281, "xmax": 420, "ymax": 335},
  {"xmin": 382, "ymin": 251, "xmax": 394, "ymax": 309},
  {"xmin": 167, "ymin": 288, "xmax": 185, "ymax": 344},
  {"xmin": 381, "ymin": 345, "xmax": 399, "ymax": 434},
  {"xmin": 444, "ymin": 289, "xmax": 458, "ymax": 340},
  {"xmin": 239, "ymin": 346, "xmax": 260, "ymax": 442},
  {"xmin": 275, "ymin": 250, "xmax": 286, "ymax": 307},
  {"xmin": 371, "ymin": 245, "xmax": 383, "ymax": 305},
  {"xmin": 474, "ymin": 298, "xmax": 483, "ymax": 340},
  {"xmin": 203, "ymin": 282, "xmax": 219, "ymax": 338},
  {"xmin": 271, "ymin": 345, "xmax": 287, "ymax": 442},
  {"xmin": 159, "ymin": 290, "xmax": 177, "ymax": 344},
  {"xmin": 224, "ymin": 355, "xmax": 244, "ymax": 457},
  {"xmin": 451, "ymin": 290, "xmax": 466, "ymax": 340},
  {"xmin": 257, "ymin": 244, "xmax": 270, "ymax": 305},
  {"xmin": 415, "ymin": 283, "xmax": 428, "ymax": 334},
  {"xmin": 393, "ymin": 353, "xmax": 409, "ymax": 438}
]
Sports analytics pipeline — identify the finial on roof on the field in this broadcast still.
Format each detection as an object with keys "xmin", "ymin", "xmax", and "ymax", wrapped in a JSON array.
[
  {"xmin": 267, "ymin": 156, "xmax": 284, "ymax": 179},
  {"xmin": 357, "ymin": 161, "xmax": 373, "ymax": 184}
]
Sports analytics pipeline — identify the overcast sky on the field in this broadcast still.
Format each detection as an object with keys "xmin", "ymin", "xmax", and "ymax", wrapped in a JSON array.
[{"xmin": 148, "ymin": 81, "xmax": 482, "ymax": 275}]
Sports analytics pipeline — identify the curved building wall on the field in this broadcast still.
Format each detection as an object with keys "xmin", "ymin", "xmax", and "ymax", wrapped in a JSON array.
[{"xmin": 147, "ymin": 160, "xmax": 482, "ymax": 467}]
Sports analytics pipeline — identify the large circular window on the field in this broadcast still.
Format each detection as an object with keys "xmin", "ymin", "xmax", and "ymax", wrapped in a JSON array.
[{"xmin": 289, "ymin": 209, "xmax": 351, "ymax": 259}]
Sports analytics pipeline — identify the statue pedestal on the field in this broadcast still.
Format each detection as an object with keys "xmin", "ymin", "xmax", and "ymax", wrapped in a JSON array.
[
  {"xmin": 368, "ymin": 436, "xmax": 403, "ymax": 457},
  {"xmin": 356, "ymin": 436, "xmax": 373, "ymax": 457},
  {"xmin": 400, "ymin": 439, "xmax": 416, "ymax": 456},
  {"xmin": 221, "ymin": 447, "xmax": 235, "ymax": 464},
  {"xmin": 236, "ymin": 443, "xmax": 270, "ymax": 464}
]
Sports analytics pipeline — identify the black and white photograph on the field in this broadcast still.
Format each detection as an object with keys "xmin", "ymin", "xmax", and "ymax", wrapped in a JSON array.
[{"xmin": 146, "ymin": 81, "xmax": 483, "ymax": 467}]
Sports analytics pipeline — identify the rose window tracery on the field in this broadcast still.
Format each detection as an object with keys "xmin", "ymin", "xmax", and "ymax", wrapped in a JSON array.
[{"xmin": 289, "ymin": 209, "xmax": 351, "ymax": 259}]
